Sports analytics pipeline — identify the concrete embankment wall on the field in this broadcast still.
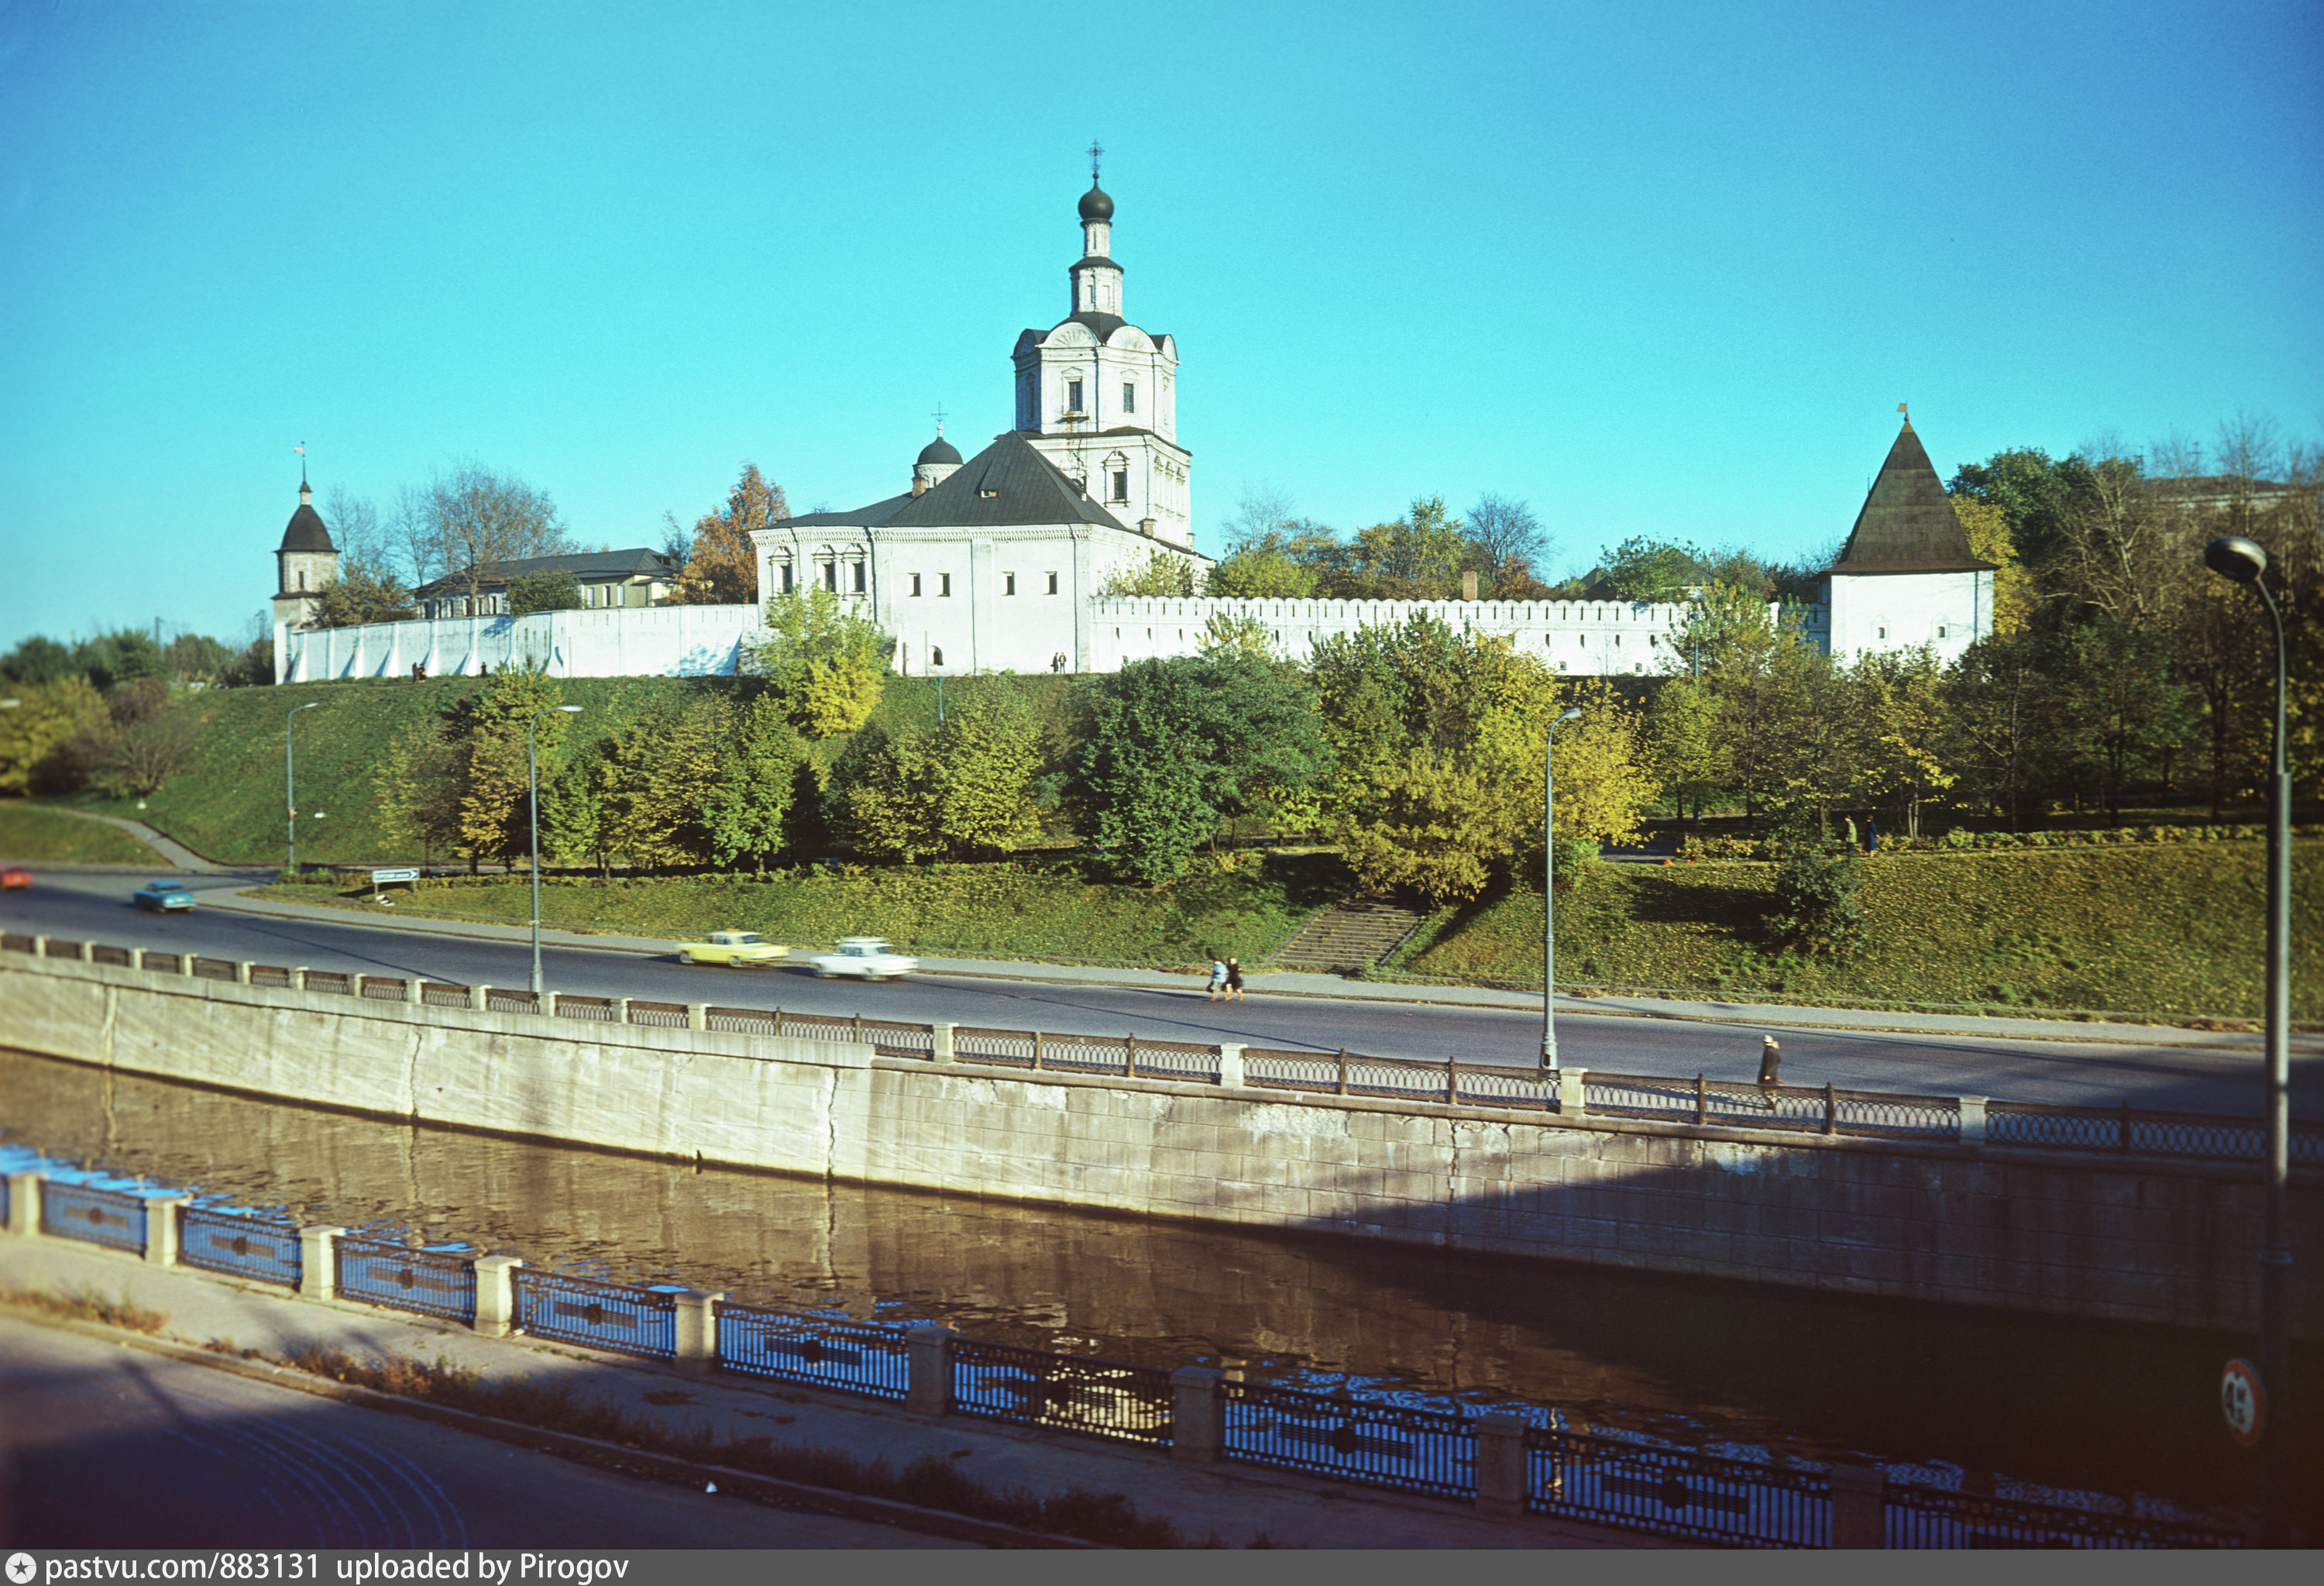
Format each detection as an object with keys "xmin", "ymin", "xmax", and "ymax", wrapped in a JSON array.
[{"xmin": 5, "ymin": 954, "xmax": 2315, "ymax": 1337}]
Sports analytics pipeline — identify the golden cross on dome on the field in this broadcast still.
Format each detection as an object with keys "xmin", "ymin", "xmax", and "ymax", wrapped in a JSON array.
[{"xmin": 1088, "ymin": 140, "xmax": 1104, "ymax": 179}]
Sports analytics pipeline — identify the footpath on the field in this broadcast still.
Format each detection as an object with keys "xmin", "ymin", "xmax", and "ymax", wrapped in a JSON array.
[{"xmin": 0, "ymin": 1235, "xmax": 1657, "ymax": 1550}]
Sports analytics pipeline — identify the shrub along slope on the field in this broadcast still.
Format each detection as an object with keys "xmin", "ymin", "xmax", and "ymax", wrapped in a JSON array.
[
  {"xmin": 52, "ymin": 674, "xmax": 1078, "ymax": 867},
  {"xmin": 258, "ymin": 851, "xmax": 1350, "ymax": 968},
  {"xmin": 1390, "ymin": 843, "xmax": 2324, "ymax": 1023}
]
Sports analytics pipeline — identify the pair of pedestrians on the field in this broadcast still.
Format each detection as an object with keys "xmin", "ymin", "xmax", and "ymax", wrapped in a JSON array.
[{"xmin": 1206, "ymin": 957, "xmax": 1244, "ymax": 1002}]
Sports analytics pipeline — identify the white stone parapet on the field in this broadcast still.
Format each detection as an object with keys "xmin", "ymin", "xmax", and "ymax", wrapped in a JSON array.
[
  {"xmin": 1088, "ymin": 594, "xmax": 1831, "ymax": 675},
  {"xmin": 277, "ymin": 604, "xmax": 762, "ymax": 684}
]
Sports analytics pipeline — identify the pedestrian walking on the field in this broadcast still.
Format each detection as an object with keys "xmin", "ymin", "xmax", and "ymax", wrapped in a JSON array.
[
  {"xmin": 1206, "ymin": 957, "xmax": 1227, "ymax": 1001},
  {"xmin": 1224, "ymin": 958, "xmax": 1244, "ymax": 1002},
  {"xmin": 1842, "ymin": 816, "xmax": 1858, "ymax": 851},
  {"xmin": 1863, "ymin": 817, "xmax": 1879, "ymax": 855},
  {"xmin": 1757, "ymin": 1035, "xmax": 1783, "ymax": 1088}
]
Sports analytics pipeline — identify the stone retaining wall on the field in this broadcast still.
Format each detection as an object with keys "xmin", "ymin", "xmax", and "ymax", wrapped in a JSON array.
[{"xmin": 5, "ymin": 953, "xmax": 2315, "ymax": 1337}]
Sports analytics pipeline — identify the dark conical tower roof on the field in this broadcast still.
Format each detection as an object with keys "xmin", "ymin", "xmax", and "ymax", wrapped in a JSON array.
[
  {"xmin": 279, "ymin": 481, "xmax": 335, "ymax": 553},
  {"xmin": 1829, "ymin": 419, "xmax": 1993, "ymax": 575}
]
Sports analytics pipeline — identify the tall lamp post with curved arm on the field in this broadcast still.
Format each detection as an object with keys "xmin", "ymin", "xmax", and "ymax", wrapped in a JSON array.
[
  {"xmin": 529, "ymin": 705, "xmax": 585, "ymax": 998},
  {"xmin": 2203, "ymin": 535, "xmax": 2293, "ymax": 1546},
  {"xmin": 1542, "ymin": 706, "xmax": 1583, "ymax": 1070},
  {"xmin": 285, "ymin": 701, "xmax": 319, "ymax": 879}
]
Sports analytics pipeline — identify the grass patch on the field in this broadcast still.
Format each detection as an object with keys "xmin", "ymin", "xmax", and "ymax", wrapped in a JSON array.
[
  {"xmin": 0, "ymin": 1283, "xmax": 169, "ymax": 1333},
  {"xmin": 280, "ymin": 1343, "xmax": 1233, "ymax": 1547},
  {"xmin": 248, "ymin": 851, "xmax": 1353, "ymax": 967},
  {"xmin": 0, "ymin": 803, "xmax": 157, "ymax": 865},
  {"xmin": 1400, "ymin": 844, "xmax": 2324, "ymax": 1024}
]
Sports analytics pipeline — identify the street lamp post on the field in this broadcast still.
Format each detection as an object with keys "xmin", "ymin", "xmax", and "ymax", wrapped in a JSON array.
[
  {"xmin": 529, "ymin": 705, "xmax": 585, "ymax": 998},
  {"xmin": 1542, "ymin": 706, "xmax": 1583, "ymax": 1070},
  {"xmin": 2203, "ymin": 534, "xmax": 2292, "ymax": 1547},
  {"xmin": 285, "ymin": 701, "xmax": 319, "ymax": 879}
]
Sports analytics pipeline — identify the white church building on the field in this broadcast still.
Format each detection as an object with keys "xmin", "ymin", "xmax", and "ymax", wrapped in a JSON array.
[{"xmin": 274, "ymin": 170, "xmax": 1992, "ymax": 685}]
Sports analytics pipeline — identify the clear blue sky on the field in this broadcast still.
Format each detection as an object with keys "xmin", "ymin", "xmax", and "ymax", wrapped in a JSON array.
[{"xmin": 2, "ymin": 0, "xmax": 2317, "ymax": 654}]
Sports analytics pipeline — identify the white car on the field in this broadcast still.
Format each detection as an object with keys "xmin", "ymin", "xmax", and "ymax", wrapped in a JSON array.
[{"xmin": 809, "ymin": 937, "xmax": 917, "ymax": 981}]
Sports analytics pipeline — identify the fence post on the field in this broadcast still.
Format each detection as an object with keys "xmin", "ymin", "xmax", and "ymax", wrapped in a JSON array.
[
  {"xmin": 2119, "ymin": 1099, "xmax": 2133, "ymax": 1154},
  {"xmin": 144, "ymin": 1196, "xmax": 189, "ymax": 1267},
  {"xmin": 1958, "ymin": 1096, "xmax": 1988, "ymax": 1147},
  {"xmin": 672, "ymin": 1289, "xmax": 724, "ymax": 1373},
  {"xmin": 1473, "ymin": 1411, "xmax": 1530, "ymax": 1518},
  {"xmin": 404, "ymin": 978, "xmax": 423, "ymax": 1005},
  {"xmin": 5, "ymin": 1173, "xmax": 43, "ymax": 1237},
  {"xmin": 469, "ymin": 985, "xmax": 488, "ymax": 1012},
  {"xmin": 933, "ymin": 1022, "xmax": 956, "ymax": 1064},
  {"xmin": 299, "ymin": 1226, "xmax": 347, "ymax": 1300},
  {"xmin": 472, "ymin": 1255, "xmax": 524, "ymax": 1337},
  {"xmin": 1824, "ymin": 1082, "xmax": 1838, "ymax": 1136},
  {"xmin": 1125, "ymin": 1032, "xmax": 1137, "ymax": 1077},
  {"xmin": 30, "ymin": 935, "xmax": 46, "ymax": 960},
  {"xmin": 1216, "ymin": 1043, "xmax": 1245, "ymax": 1089},
  {"xmin": 1695, "ymin": 1072, "xmax": 1707, "ymax": 1126},
  {"xmin": 1336, "ymin": 1048, "xmax": 1349, "ymax": 1096},
  {"xmin": 1827, "ymin": 1464, "xmax": 1887, "ymax": 1550},
  {"xmin": 74, "ymin": 940, "xmax": 91, "ymax": 962},
  {"xmin": 687, "ymin": 1003, "xmax": 707, "ymax": 1032},
  {"xmin": 1448, "ymin": 1056, "xmax": 1459, "ymax": 1106},
  {"xmin": 906, "ymin": 1323, "xmax": 954, "ymax": 1418},
  {"xmin": 235, "ymin": 962, "xmax": 253, "ymax": 985},
  {"xmin": 1559, "ymin": 1067, "xmax": 1588, "ymax": 1116},
  {"xmin": 1169, "ymin": 1366, "xmax": 1225, "ymax": 1463},
  {"xmin": 614, "ymin": 997, "xmax": 631, "ymax": 1024},
  {"xmin": 293, "ymin": 966, "xmax": 311, "ymax": 992}
]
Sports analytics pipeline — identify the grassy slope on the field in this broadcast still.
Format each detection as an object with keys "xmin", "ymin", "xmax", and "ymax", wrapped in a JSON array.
[
  {"xmin": 55, "ymin": 674, "xmax": 1081, "ymax": 866},
  {"xmin": 1392, "ymin": 844, "xmax": 2324, "ymax": 1022},
  {"xmin": 0, "ymin": 804, "xmax": 158, "ymax": 865},
  {"xmin": 254, "ymin": 851, "xmax": 1350, "ymax": 966}
]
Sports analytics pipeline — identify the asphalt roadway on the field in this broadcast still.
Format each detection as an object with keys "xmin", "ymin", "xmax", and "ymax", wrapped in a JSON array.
[{"xmin": 3, "ymin": 870, "xmax": 2314, "ymax": 1118}]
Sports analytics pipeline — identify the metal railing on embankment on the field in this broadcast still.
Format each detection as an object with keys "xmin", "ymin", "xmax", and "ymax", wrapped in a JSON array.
[
  {"xmin": 0, "ymin": 1161, "xmax": 2242, "ymax": 1548},
  {"xmin": 5, "ymin": 930, "xmax": 2319, "ymax": 1174}
]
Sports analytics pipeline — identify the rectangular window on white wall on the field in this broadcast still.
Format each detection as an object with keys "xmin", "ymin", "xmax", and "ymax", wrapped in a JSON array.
[
  {"xmin": 823, "ymin": 562, "xmax": 837, "ymax": 593},
  {"xmin": 852, "ymin": 562, "xmax": 866, "ymax": 593},
  {"xmin": 1004, "ymin": 573, "xmax": 1016, "ymax": 596},
  {"xmin": 1047, "ymin": 571, "xmax": 1059, "ymax": 594},
  {"xmin": 1122, "ymin": 382, "xmax": 1135, "ymax": 413},
  {"xmin": 909, "ymin": 573, "xmax": 922, "ymax": 597},
  {"xmin": 940, "ymin": 573, "xmax": 952, "ymax": 597},
  {"xmin": 1067, "ymin": 379, "xmax": 1083, "ymax": 413}
]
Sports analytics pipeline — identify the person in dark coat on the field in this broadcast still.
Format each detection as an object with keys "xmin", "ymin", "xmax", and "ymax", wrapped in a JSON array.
[
  {"xmin": 1224, "ymin": 958, "xmax": 1245, "ymax": 1002},
  {"xmin": 1863, "ymin": 817, "xmax": 1879, "ymax": 854}
]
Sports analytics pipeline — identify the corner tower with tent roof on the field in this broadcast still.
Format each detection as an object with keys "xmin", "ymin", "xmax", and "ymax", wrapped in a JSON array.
[
  {"xmin": 1011, "ymin": 157, "xmax": 1191, "ymax": 547},
  {"xmin": 271, "ymin": 477, "xmax": 339, "ymax": 632},
  {"xmin": 1819, "ymin": 411, "xmax": 1996, "ymax": 665}
]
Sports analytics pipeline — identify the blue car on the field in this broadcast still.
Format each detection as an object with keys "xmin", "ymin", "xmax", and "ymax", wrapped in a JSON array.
[{"xmin": 132, "ymin": 879, "xmax": 195, "ymax": 912}]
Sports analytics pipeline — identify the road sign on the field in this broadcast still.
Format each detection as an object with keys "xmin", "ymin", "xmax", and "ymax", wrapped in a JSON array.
[
  {"xmin": 2221, "ymin": 1358, "xmax": 2267, "ymax": 1447},
  {"xmin": 370, "ymin": 868, "xmax": 420, "ymax": 884}
]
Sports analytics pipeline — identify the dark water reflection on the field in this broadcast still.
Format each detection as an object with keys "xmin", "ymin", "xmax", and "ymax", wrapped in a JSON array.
[{"xmin": 2, "ymin": 1048, "xmax": 2312, "ymax": 1531}]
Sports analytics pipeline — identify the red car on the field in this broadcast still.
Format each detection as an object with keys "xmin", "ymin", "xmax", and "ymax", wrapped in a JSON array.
[{"xmin": 0, "ymin": 866, "xmax": 29, "ymax": 890}]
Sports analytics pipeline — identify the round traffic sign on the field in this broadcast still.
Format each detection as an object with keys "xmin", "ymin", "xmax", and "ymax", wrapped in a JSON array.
[{"xmin": 2220, "ymin": 1358, "xmax": 2267, "ymax": 1447}]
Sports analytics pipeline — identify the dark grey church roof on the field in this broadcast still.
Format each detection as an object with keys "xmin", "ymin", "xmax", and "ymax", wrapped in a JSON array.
[
  {"xmin": 278, "ymin": 494, "xmax": 335, "ymax": 553},
  {"xmin": 916, "ymin": 434, "xmax": 962, "ymax": 466},
  {"xmin": 1078, "ymin": 180, "xmax": 1113, "ymax": 222},
  {"xmin": 783, "ymin": 492, "xmax": 916, "ymax": 530},
  {"xmin": 884, "ymin": 430, "xmax": 1136, "ymax": 532},
  {"xmin": 1828, "ymin": 421, "xmax": 1996, "ymax": 576}
]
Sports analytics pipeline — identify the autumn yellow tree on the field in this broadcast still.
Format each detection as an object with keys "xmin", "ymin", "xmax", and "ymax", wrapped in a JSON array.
[
  {"xmin": 1951, "ymin": 497, "xmax": 2033, "ymax": 635},
  {"xmin": 682, "ymin": 463, "xmax": 786, "ymax": 605}
]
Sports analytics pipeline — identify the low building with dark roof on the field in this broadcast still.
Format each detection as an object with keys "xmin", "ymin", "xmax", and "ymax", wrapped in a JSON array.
[{"xmin": 411, "ymin": 548, "xmax": 682, "ymax": 620}]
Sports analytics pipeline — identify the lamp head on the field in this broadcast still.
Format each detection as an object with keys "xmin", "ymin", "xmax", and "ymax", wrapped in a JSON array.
[
  {"xmin": 2204, "ymin": 535, "xmax": 2267, "ymax": 584},
  {"xmin": 555, "ymin": 705, "xmax": 583, "ymax": 714},
  {"xmin": 293, "ymin": 701, "xmax": 319, "ymax": 713},
  {"xmin": 1559, "ymin": 707, "xmax": 1583, "ymax": 722}
]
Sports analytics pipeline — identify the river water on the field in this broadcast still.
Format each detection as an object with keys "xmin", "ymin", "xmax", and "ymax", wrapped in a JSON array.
[{"xmin": 2, "ymin": 1048, "xmax": 2312, "ymax": 1534}]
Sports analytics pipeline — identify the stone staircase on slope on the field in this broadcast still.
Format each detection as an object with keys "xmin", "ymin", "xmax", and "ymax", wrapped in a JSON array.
[{"xmin": 1271, "ymin": 896, "xmax": 1426, "ymax": 973}]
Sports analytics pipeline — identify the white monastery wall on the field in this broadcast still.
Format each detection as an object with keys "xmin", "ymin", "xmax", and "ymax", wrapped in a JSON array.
[
  {"xmin": 1825, "ymin": 571, "xmax": 1991, "ymax": 667},
  {"xmin": 277, "ymin": 605, "xmax": 760, "ymax": 684}
]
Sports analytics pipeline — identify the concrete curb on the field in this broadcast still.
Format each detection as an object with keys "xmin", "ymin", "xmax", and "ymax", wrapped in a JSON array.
[{"xmin": 1, "ymin": 1301, "xmax": 1098, "ymax": 1550}]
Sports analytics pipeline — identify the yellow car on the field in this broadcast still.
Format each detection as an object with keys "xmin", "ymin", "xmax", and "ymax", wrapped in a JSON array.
[{"xmin": 676, "ymin": 931, "xmax": 790, "ymax": 968}]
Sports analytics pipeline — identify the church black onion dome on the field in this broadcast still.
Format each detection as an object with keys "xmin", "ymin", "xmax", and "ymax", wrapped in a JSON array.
[
  {"xmin": 1078, "ymin": 180, "xmax": 1114, "ymax": 222},
  {"xmin": 916, "ymin": 434, "xmax": 963, "ymax": 466},
  {"xmin": 279, "ymin": 498, "xmax": 335, "ymax": 553}
]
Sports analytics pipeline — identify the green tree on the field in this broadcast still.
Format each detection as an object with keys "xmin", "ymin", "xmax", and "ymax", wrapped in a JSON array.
[
  {"xmin": 2056, "ymin": 618, "xmax": 2197, "ymax": 823},
  {"xmin": 842, "ymin": 684, "xmax": 1046, "ymax": 862},
  {"xmin": 451, "ymin": 666, "xmax": 573, "ymax": 870},
  {"xmin": 0, "ymin": 676, "xmax": 105, "ymax": 794},
  {"xmin": 0, "ymin": 635, "xmax": 78, "ymax": 686},
  {"xmin": 1848, "ymin": 646, "xmax": 1953, "ymax": 838},
  {"xmin": 1207, "ymin": 532, "xmax": 1319, "ymax": 597},
  {"xmin": 751, "ymin": 585, "xmax": 892, "ymax": 737},
  {"xmin": 596, "ymin": 697, "xmax": 733, "ymax": 867},
  {"xmin": 1767, "ymin": 846, "xmax": 1867, "ymax": 955},
  {"xmin": 541, "ymin": 746, "xmax": 610, "ymax": 875},
  {"xmin": 706, "ymin": 693, "xmax": 803, "ymax": 872},
  {"xmin": 506, "ymin": 568, "xmax": 582, "ymax": 617},
  {"xmin": 1101, "ymin": 547, "xmax": 1200, "ymax": 597},
  {"xmin": 1071, "ymin": 654, "xmax": 1329, "ymax": 882},
  {"xmin": 1645, "ymin": 674, "xmax": 1729, "ymax": 822},
  {"xmin": 373, "ymin": 717, "xmax": 465, "ymax": 863},
  {"xmin": 1325, "ymin": 496, "xmax": 1466, "ymax": 600},
  {"xmin": 1940, "ymin": 631, "xmax": 2067, "ymax": 829},
  {"xmin": 1595, "ymin": 536, "xmax": 1706, "ymax": 602}
]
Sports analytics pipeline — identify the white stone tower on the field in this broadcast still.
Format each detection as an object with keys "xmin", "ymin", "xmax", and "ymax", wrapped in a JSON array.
[
  {"xmin": 1012, "ymin": 161, "xmax": 1192, "ymax": 547},
  {"xmin": 271, "ymin": 479, "xmax": 339, "ymax": 630}
]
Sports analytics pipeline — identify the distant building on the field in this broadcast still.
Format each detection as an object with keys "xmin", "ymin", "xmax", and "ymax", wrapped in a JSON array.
[
  {"xmin": 412, "ymin": 549, "xmax": 682, "ymax": 620},
  {"xmin": 1817, "ymin": 416, "xmax": 1996, "ymax": 666}
]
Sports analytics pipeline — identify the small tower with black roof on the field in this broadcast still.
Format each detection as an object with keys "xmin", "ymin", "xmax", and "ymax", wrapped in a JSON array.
[{"xmin": 271, "ymin": 477, "xmax": 340, "ymax": 631}]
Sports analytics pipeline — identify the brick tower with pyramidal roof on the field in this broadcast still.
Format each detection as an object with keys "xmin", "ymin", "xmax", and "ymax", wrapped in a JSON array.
[{"xmin": 1820, "ymin": 411, "xmax": 1996, "ymax": 664}]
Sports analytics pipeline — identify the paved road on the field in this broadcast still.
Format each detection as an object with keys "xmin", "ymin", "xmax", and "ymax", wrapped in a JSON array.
[
  {"xmin": 5, "ymin": 872, "xmax": 2312, "ymax": 1116},
  {"xmin": 0, "ymin": 1314, "xmax": 966, "ymax": 1548}
]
